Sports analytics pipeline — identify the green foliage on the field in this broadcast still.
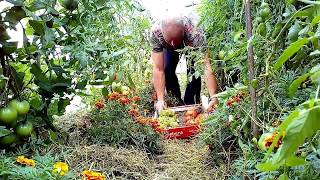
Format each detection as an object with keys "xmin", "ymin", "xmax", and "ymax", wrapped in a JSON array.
[
  {"xmin": 0, "ymin": 153, "xmax": 74, "ymax": 180},
  {"xmin": 87, "ymin": 94, "xmax": 162, "ymax": 154},
  {"xmin": 258, "ymin": 99, "xmax": 320, "ymax": 170},
  {"xmin": 274, "ymin": 38, "xmax": 310, "ymax": 70},
  {"xmin": 0, "ymin": 0, "xmax": 151, "ymax": 149}
]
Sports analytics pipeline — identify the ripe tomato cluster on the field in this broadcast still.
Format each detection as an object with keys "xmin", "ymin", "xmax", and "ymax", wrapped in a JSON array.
[
  {"xmin": 183, "ymin": 108, "xmax": 205, "ymax": 126},
  {"xmin": 226, "ymin": 92, "xmax": 246, "ymax": 107}
]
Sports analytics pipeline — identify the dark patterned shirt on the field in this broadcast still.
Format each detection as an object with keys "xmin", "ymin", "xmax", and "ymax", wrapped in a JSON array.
[{"xmin": 150, "ymin": 16, "xmax": 206, "ymax": 52}]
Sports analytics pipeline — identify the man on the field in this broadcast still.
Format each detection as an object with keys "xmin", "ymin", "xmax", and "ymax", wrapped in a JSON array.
[{"xmin": 150, "ymin": 16, "xmax": 219, "ymax": 112}]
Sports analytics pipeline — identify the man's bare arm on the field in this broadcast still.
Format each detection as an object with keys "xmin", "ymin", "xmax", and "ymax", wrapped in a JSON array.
[
  {"xmin": 152, "ymin": 52, "xmax": 165, "ymax": 102},
  {"xmin": 203, "ymin": 52, "xmax": 219, "ymax": 110}
]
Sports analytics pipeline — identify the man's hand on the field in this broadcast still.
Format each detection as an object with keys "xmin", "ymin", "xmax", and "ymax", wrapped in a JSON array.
[
  {"xmin": 155, "ymin": 100, "xmax": 166, "ymax": 113},
  {"xmin": 206, "ymin": 97, "xmax": 218, "ymax": 112}
]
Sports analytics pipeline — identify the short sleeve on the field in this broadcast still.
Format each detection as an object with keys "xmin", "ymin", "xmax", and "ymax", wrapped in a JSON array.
[{"xmin": 150, "ymin": 31, "xmax": 163, "ymax": 53}]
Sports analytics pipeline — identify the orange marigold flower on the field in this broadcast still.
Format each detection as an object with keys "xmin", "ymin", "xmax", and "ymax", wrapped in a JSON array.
[
  {"xmin": 131, "ymin": 103, "xmax": 139, "ymax": 109},
  {"xmin": 16, "ymin": 156, "xmax": 35, "ymax": 167},
  {"xmin": 128, "ymin": 108, "xmax": 139, "ymax": 117},
  {"xmin": 134, "ymin": 116, "xmax": 154, "ymax": 125},
  {"xmin": 108, "ymin": 92, "xmax": 121, "ymax": 100},
  {"xmin": 264, "ymin": 131, "xmax": 285, "ymax": 149},
  {"xmin": 132, "ymin": 95, "xmax": 141, "ymax": 101},
  {"xmin": 52, "ymin": 162, "xmax": 69, "ymax": 176},
  {"xmin": 95, "ymin": 101, "xmax": 105, "ymax": 109},
  {"xmin": 119, "ymin": 97, "xmax": 131, "ymax": 105},
  {"xmin": 82, "ymin": 170, "xmax": 106, "ymax": 180}
]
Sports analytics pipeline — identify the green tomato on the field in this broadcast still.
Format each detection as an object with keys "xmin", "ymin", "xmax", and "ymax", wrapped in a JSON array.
[
  {"xmin": 9, "ymin": 100, "xmax": 30, "ymax": 115},
  {"xmin": 63, "ymin": 0, "xmax": 78, "ymax": 11},
  {"xmin": 16, "ymin": 101, "xmax": 30, "ymax": 115},
  {"xmin": 218, "ymin": 51, "xmax": 225, "ymax": 60},
  {"xmin": 0, "ymin": 133, "xmax": 18, "ymax": 146},
  {"xmin": 252, "ymin": 137, "xmax": 258, "ymax": 146},
  {"xmin": 9, "ymin": 100, "xmax": 19, "ymax": 109},
  {"xmin": 251, "ymin": 79, "xmax": 258, "ymax": 89},
  {"xmin": 257, "ymin": 23, "xmax": 267, "ymax": 37},
  {"xmin": 0, "ymin": 107, "xmax": 18, "ymax": 125},
  {"xmin": 260, "ymin": 7, "xmax": 271, "ymax": 19},
  {"xmin": 15, "ymin": 121, "xmax": 33, "ymax": 137}
]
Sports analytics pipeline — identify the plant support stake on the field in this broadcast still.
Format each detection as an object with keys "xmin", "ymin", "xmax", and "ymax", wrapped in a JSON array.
[{"xmin": 244, "ymin": 0, "xmax": 258, "ymax": 137}]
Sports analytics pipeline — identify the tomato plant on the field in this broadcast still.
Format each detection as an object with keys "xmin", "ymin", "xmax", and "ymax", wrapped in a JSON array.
[
  {"xmin": 0, "ymin": 0, "xmax": 151, "ymax": 149},
  {"xmin": 198, "ymin": 0, "xmax": 320, "ymax": 179}
]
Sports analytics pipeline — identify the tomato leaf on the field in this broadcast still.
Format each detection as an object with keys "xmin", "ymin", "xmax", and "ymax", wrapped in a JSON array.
[
  {"xmin": 285, "ymin": 155, "xmax": 305, "ymax": 166},
  {"xmin": 288, "ymin": 73, "xmax": 310, "ymax": 98},
  {"xmin": 277, "ymin": 173, "xmax": 290, "ymax": 180},
  {"xmin": 274, "ymin": 38, "xmax": 309, "ymax": 70},
  {"xmin": 256, "ymin": 161, "xmax": 280, "ymax": 171},
  {"xmin": 30, "ymin": 94, "xmax": 44, "ymax": 111},
  {"xmin": 5, "ymin": 0, "xmax": 24, "ymax": 6},
  {"xmin": 57, "ymin": 98, "xmax": 70, "ymax": 115},
  {"xmin": 0, "ymin": 126, "xmax": 11, "ymax": 138},
  {"xmin": 4, "ymin": 6, "xmax": 26, "ymax": 24},
  {"xmin": 101, "ymin": 87, "xmax": 108, "ymax": 97},
  {"xmin": 110, "ymin": 48, "xmax": 128, "ymax": 58},
  {"xmin": 29, "ymin": 20, "xmax": 45, "ymax": 36},
  {"xmin": 311, "ymin": 15, "xmax": 320, "ymax": 27}
]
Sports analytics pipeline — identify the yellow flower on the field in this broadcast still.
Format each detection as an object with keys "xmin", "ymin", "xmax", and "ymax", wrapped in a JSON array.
[
  {"xmin": 81, "ymin": 170, "xmax": 106, "ymax": 180},
  {"xmin": 52, "ymin": 162, "xmax": 69, "ymax": 176},
  {"xmin": 16, "ymin": 156, "xmax": 35, "ymax": 167}
]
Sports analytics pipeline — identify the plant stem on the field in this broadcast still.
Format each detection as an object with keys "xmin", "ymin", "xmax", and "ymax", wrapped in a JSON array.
[
  {"xmin": 244, "ymin": 0, "xmax": 258, "ymax": 138},
  {"xmin": 266, "ymin": 88, "xmax": 284, "ymax": 112}
]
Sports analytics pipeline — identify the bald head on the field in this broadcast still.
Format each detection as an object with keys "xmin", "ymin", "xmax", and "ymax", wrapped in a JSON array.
[{"xmin": 160, "ymin": 17, "xmax": 184, "ymax": 48}]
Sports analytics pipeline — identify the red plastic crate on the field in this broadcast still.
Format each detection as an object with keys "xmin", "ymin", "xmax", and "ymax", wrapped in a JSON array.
[
  {"xmin": 152, "ymin": 105, "xmax": 203, "ymax": 139},
  {"xmin": 158, "ymin": 124, "xmax": 200, "ymax": 139}
]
